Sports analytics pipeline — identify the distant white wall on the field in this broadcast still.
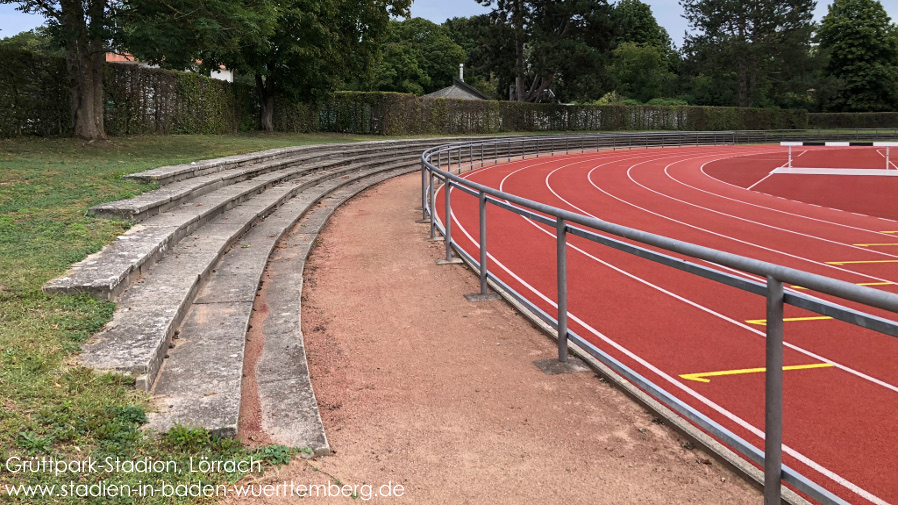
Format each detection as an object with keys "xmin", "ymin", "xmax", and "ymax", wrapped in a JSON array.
[{"xmin": 210, "ymin": 68, "xmax": 234, "ymax": 83}]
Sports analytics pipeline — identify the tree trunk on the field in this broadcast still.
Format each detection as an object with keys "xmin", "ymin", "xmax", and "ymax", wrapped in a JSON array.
[
  {"xmin": 61, "ymin": 0, "xmax": 106, "ymax": 140},
  {"xmin": 256, "ymin": 73, "xmax": 275, "ymax": 132},
  {"xmin": 737, "ymin": 61, "xmax": 750, "ymax": 107},
  {"xmin": 513, "ymin": 0, "xmax": 526, "ymax": 101}
]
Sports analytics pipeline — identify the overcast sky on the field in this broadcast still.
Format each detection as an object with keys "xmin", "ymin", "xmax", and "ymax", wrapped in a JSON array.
[{"xmin": 2, "ymin": 0, "xmax": 898, "ymax": 48}]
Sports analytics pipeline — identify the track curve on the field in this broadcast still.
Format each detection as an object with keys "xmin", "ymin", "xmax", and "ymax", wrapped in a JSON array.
[{"xmin": 437, "ymin": 145, "xmax": 898, "ymax": 505}]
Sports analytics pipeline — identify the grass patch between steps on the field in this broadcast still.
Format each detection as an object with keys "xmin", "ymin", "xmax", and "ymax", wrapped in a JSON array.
[{"xmin": 0, "ymin": 132, "xmax": 381, "ymax": 503}]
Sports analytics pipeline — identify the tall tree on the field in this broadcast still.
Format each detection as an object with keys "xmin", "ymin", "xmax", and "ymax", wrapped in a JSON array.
[
  {"xmin": 1, "ymin": 0, "xmax": 273, "ymax": 140},
  {"xmin": 220, "ymin": 0, "xmax": 410, "ymax": 131},
  {"xmin": 479, "ymin": 0, "xmax": 613, "ymax": 103},
  {"xmin": 1, "ymin": 0, "xmax": 116, "ymax": 139},
  {"xmin": 123, "ymin": 0, "xmax": 276, "ymax": 72},
  {"xmin": 607, "ymin": 42, "xmax": 674, "ymax": 102},
  {"xmin": 818, "ymin": 0, "xmax": 898, "ymax": 112},
  {"xmin": 611, "ymin": 0, "xmax": 672, "ymax": 50},
  {"xmin": 370, "ymin": 18, "xmax": 466, "ymax": 95},
  {"xmin": 444, "ymin": 15, "xmax": 515, "ymax": 99},
  {"xmin": 680, "ymin": 0, "xmax": 816, "ymax": 107},
  {"xmin": 607, "ymin": 0, "xmax": 678, "ymax": 102}
]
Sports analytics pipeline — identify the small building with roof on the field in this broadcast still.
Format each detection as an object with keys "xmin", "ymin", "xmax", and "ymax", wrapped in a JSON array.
[{"xmin": 424, "ymin": 64, "xmax": 490, "ymax": 100}]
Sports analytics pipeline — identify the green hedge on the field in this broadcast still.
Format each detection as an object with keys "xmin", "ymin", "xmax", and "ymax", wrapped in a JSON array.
[
  {"xmin": 271, "ymin": 93, "xmax": 807, "ymax": 135},
  {"xmin": 0, "ymin": 48, "xmax": 808, "ymax": 138},
  {"xmin": 0, "ymin": 47, "xmax": 70, "ymax": 137},
  {"xmin": 808, "ymin": 113, "xmax": 898, "ymax": 129},
  {"xmin": 0, "ymin": 48, "xmax": 244, "ymax": 137}
]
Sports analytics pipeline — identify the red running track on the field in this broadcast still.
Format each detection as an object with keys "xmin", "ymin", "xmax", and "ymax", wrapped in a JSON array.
[
  {"xmin": 436, "ymin": 145, "xmax": 898, "ymax": 505},
  {"xmin": 705, "ymin": 147, "xmax": 898, "ymax": 221}
]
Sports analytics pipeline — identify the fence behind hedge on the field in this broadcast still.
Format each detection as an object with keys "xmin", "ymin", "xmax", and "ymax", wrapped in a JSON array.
[
  {"xmin": 1, "ymin": 48, "xmax": 812, "ymax": 138},
  {"xmin": 0, "ymin": 47, "xmax": 257, "ymax": 138},
  {"xmin": 0, "ymin": 48, "xmax": 70, "ymax": 137},
  {"xmin": 273, "ymin": 92, "xmax": 808, "ymax": 135}
]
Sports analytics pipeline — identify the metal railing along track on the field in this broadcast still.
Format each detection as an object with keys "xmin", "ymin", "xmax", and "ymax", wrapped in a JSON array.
[{"xmin": 420, "ymin": 131, "xmax": 898, "ymax": 505}]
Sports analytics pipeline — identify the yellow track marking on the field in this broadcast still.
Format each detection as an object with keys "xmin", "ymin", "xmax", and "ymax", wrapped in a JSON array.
[
  {"xmin": 853, "ymin": 243, "xmax": 898, "ymax": 247},
  {"xmin": 680, "ymin": 363, "xmax": 835, "ymax": 383},
  {"xmin": 880, "ymin": 231, "xmax": 898, "ymax": 234},
  {"xmin": 745, "ymin": 316, "xmax": 833, "ymax": 325},
  {"xmin": 826, "ymin": 260, "xmax": 898, "ymax": 265},
  {"xmin": 790, "ymin": 281, "xmax": 894, "ymax": 290}
]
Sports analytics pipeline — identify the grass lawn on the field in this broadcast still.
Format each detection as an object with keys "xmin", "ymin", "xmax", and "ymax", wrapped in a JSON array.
[{"xmin": 0, "ymin": 132, "xmax": 382, "ymax": 503}]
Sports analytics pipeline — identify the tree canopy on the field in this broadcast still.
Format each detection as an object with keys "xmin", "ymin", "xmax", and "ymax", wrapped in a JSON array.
[
  {"xmin": 478, "ymin": 0, "xmax": 614, "ymax": 103},
  {"xmin": 818, "ymin": 0, "xmax": 898, "ymax": 112},
  {"xmin": 370, "ymin": 18, "xmax": 466, "ymax": 95},
  {"xmin": 5, "ymin": 0, "xmax": 898, "ymax": 138},
  {"xmin": 680, "ymin": 0, "xmax": 817, "ymax": 108},
  {"xmin": 611, "ymin": 0, "xmax": 673, "ymax": 50},
  {"xmin": 1, "ymin": 0, "xmax": 278, "ymax": 139}
]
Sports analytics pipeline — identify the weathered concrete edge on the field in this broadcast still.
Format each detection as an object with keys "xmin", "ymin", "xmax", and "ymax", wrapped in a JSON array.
[
  {"xmin": 258, "ymin": 168, "xmax": 418, "ymax": 455},
  {"xmin": 146, "ymin": 170, "xmax": 411, "ymax": 437},
  {"xmin": 102, "ymin": 147, "xmax": 421, "ymax": 221},
  {"xmin": 44, "ymin": 154, "xmax": 417, "ymax": 300},
  {"xmin": 446, "ymin": 249, "xmax": 811, "ymax": 505},
  {"xmin": 129, "ymin": 164, "xmax": 417, "ymax": 395},
  {"xmin": 124, "ymin": 136, "xmax": 490, "ymax": 185},
  {"xmin": 125, "ymin": 170, "xmax": 380, "ymax": 390}
]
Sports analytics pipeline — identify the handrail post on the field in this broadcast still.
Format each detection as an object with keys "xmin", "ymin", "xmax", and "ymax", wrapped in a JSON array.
[
  {"xmin": 429, "ymin": 170, "xmax": 436, "ymax": 240},
  {"xmin": 765, "ymin": 275, "xmax": 785, "ymax": 505},
  {"xmin": 444, "ymin": 179, "xmax": 454, "ymax": 262},
  {"xmin": 420, "ymin": 161, "xmax": 427, "ymax": 220},
  {"xmin": 557, "ymin": 217, "xmax": 569, "ymax": 363},
  {"xmin": 479, "ymin": 191, "xmax": 489, "ymax": 294}
]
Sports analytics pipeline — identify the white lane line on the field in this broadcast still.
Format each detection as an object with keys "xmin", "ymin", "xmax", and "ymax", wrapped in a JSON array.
[
  {"xmin": 442, "ymin": 163, "xmax": 890, "ymax": 505},
  {"xmin": 697, "ymin": 160, "xmax": 897, "ymax": 237},
  {"xmin": 591, "ymin": 155, "xmax": 898, "ymax": 286},
  {"xmin": 545, "ymin": 161, "xmax": 898, "ymax": 393},
  {"xmin": 746, "ymin": 171, "xmax": 775, "ymax": 190},
  {"xmin": 638, "ymin": 164, "xmax": 898, "ymax": 263},
  {"xmin": 746, "ymin": 147, "xmax": 803, "ymax": 190}
]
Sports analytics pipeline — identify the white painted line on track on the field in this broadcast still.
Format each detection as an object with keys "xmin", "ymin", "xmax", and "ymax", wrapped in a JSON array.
[
  {"xmin": 438, "ymin": 155, "xmax": 890, "ymax": 505},
  {"xmin": 641, "ymin": 163, "xmax": 898, "ymax": 264},
  {"xmin": 746, "ymin": 170, "xmax": 775, "ymax": 190},
  {"xmin": 698, "ymin": 159, "xmax": 898, "ymax": 237},
  {"xmin": 548, "ymin": 161, "xmax": 898, "ymax": 393},
  {"xmin": 586, "ymin": 154, "xmax": 898, "ymax": 287}
]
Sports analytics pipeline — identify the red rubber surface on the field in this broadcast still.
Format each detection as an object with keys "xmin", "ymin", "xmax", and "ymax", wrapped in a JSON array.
[
  {"xmin": 437, "ymin": 145, "xmax": 898, "ymax": 505},
  {"xmin": 705, "ymin": 147, "xmax": 898, "ymax": 221}
]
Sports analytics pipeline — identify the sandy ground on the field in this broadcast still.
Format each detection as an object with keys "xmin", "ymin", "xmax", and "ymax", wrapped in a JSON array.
[{"xmin": 222, "ymin": 173, "xmax": 760, "ymax": 504}]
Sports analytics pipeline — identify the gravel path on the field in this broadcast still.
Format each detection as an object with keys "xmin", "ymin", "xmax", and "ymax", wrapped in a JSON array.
[{"xmin": 222, "ymin": 172, "xmax": 760, "ymax": 504}]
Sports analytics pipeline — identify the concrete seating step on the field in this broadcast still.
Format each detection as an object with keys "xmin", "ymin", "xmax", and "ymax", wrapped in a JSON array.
[
  {"xmin": 92, "ymin": 144, "xmax": 427, "ymax": 221},
  {"xmin": 79, "ymin": 158, "xmax": 418, "ymax": 391},
  {"xmin": 44, "ymin": 152, "xmax": 418, "ymax": 300},
  {"xmin": 124, "ymin": 145, "xmax": 334, "ymax": 185},
  {"xmin": 148, "ymin": 166, "xmax": 412, "ymax": 441},
  {"xmin": 123, "ymin": 138, "xmax": 448, "ymax": 186}
]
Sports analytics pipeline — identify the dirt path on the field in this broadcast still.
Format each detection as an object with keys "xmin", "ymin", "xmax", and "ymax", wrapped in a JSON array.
[{"xmin": 223, "ymin": 173, "xmax": 759, "ymax": 504}]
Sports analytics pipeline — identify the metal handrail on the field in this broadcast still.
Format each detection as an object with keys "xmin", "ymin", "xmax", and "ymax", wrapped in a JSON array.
[{"xmin": 420, "ymin": 131, "xmax": 898, "ymax": 505}]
